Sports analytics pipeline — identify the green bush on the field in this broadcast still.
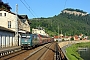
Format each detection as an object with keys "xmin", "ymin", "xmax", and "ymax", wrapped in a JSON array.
[
  {"xmin": 62, "ymin": 39, "xmax": 65, "ymax": 41},
  {"xmin": 56, "ymin": 40, "xmax": 58, "ymax": 42},
  {"xmin": 71, "ymin": 37, "xmax": 74, "ymax": 41}
]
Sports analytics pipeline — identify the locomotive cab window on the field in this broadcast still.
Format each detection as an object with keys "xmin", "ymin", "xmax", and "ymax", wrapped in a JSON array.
[
  {"xmin": 21, "ymin": 33, "xmax": 31, "ymax": 39},
  {"xmin": 26, "ymin": 34, "xmax": 30, "ymax": 39},
  {"xmin": 22, "ymin": 33, "xmax": 26, "ymax": 38}
]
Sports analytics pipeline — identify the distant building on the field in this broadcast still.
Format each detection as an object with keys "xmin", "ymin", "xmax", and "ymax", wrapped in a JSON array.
[
  {"xmin": 83, "ymin": 36, "xmax": 88, "ymax": 40},
  {"xmin": 32, "ymin": 27, "xmax": 49, "ymax": 37},
  {"xmin": 54, "ymin": 36, "xmax": 62, "ymax": 42},
  {"xmin": 63, "ymin": 36, "xmax": 71, "ymax": 41},
  {"xmin": 73, "ymin": 35, "xmax": 80, "ymax": 40},
  {"xmin": 59, "ymin": 34, "xmax": 63, "ymax": 37}
]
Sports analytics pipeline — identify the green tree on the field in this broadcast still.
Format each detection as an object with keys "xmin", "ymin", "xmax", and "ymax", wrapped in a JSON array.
[{"xmin": 0, "ymin": 1, "xmax": 12, "ymax": 11}]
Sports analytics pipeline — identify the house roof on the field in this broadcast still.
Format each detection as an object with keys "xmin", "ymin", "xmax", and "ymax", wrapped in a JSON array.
[
  {"xmin": 74, "ymin": 35, "xmax": 79, "ymax": 39},
  {"xmin": 18, "ymin": 15, "xmax": 28, "ymax": 19},
  {"xmin": 18, "ymin": 15, "xmax": 31, "ymax": 25},
  {"xmin": 54, "ymin": 36, "xmax": 62, "ymax": 39},
  {"xmin": 0, "ymin": 9, "xmax": 28, "ymax": 19},
  {"xmin": 0, "ymin": 9, "xmax": 15, "ymax": 15},
  {"xmin": 0, "ymin": 9, "xmax": 31, "ymax": 25}
]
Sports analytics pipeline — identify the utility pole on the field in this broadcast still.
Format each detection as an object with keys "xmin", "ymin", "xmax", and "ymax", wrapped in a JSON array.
[
  {"xmin": 58, "ymin": 25, "xmax": 59, "ymax": 42},
  {"xmin": 65, "ymin": 33, "xmax": 66, "ymax": 37},
  {"xmin": 15, "ymin": 4, "xmax": 18, "ymax": 46},
  {"xmin": 61, "ymin": 30, "xmax": 62, "ymax": 34},
  {"xmin": 61, "ymin": 30, "xmax": 62, "ymax": 40}
]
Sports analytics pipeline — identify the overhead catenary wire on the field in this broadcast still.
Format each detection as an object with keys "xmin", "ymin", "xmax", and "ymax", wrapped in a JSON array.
[
  {"xmin": 24, "ymin": 0, "xmax": 38, "ymax": 18},
  {"xmin": 20, "ymin": 0, "xmax": 36, "ymax": 18}
]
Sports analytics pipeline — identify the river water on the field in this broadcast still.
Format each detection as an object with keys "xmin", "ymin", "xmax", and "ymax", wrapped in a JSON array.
[{"xmin": 78, "ymin": 48, "xmax": 90, "ymax": 60}]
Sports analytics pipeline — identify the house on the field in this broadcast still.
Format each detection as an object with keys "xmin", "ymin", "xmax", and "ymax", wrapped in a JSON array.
[
  {"xmin": 18, "ymin": 15, "xmax": 30, "ymax": 33},
  {"xmin": 0, "ymin": 1, "xmax": 31, "ymax": 48},
  {"xmin": 0, "ymin": 9, "xmax": 31, "ymax": 47},
  {"xmin": 74, "ymin": 35, "xmax": 80, "ymax": 40},
  {"xmin": 32, "ymin": 27, "xmax": 49, "ymax": 37},
  {"xmin": 63, "ymin": 36, "xmax": 71, "ymax": 41},
  {"xmin": 54, "ymin": 36, "xmax": 62, "ymax": 42},
  {"xmin": 0, "ymin": 10, "xmax": 30, "ymax": 32}
]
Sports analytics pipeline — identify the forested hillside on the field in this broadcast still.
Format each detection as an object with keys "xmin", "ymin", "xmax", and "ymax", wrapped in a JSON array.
[{"xmin": 29, "ymin": 8, "xmax": 90, "ymax": 36}]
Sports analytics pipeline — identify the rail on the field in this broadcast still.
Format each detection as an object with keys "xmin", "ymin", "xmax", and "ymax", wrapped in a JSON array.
[
  {"xmin": 0, "ymin": 50, "xmax": 28, "ymax": 60},
  {"xmin": 24, "ymin": 43, "xmax": 52, "ymax": 60},
  {"xmin": 0, "ymin": 47, "xmax": 21, "ymax": 57}
]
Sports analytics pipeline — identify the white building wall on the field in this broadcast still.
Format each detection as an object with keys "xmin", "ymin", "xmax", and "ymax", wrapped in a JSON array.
[
  {"xmin": 10, "ymin": 36, "xmax": 12, "ymax": 47},
  {"xmin": 13, "ymin": 36, "xmax": 15, "ymax": 46},
  {"xmin": 0, "ymin": 11, "xmax": 30, "ymax": 32},
  {"xmin": 32, "ymin": 28, "xmax": 49, "ymax": 36},
  {"xmin": 6, "ymin": 36, "xmax": 9, "ymax": 47},
  {"xmin": 2, "ymin": 35, "xmax": 5, "ymax": 48},
  {"xmin": 0, "ymin": 30, "xmax": 15, "ymax": 48},
  {"xmin": 0, "ymin": 10, "xmax": 30, "ymax": 47},
  {"xmin": 0, "ymin": 11, "xmax": 16, "ymax": 31}
]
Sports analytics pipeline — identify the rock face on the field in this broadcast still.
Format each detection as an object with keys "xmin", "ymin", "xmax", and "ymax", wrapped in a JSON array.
[{"xmin": 62, "ymin": 10, "xmax": 87, "ymax": 16}]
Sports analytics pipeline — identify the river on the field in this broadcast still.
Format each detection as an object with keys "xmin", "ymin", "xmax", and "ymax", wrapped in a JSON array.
[{"xmin": 78, "ymin": 48, "xmax": 90, "ymax": 60}]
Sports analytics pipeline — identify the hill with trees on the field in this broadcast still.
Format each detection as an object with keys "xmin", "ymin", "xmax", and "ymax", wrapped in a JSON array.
[{"xmin": 29, "ymin": 8, "xmax": 90, "ymax": 37}]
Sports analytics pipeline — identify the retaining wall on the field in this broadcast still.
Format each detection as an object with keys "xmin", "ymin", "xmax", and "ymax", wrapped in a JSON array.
[{"xmin": 58, "ymin": 40, "xmax": 90, "ymax": 48}]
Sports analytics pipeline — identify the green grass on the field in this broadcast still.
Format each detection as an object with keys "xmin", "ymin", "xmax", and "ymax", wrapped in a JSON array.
[{"xmin": 66, "ymin": 42, "xmax": 90, "ymax": 60}]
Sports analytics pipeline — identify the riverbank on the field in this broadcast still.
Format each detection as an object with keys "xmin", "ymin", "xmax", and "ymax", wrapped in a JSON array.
[
  {"xmin": 58, "ymin": 40, "xmax": 90, "ymax": 60},
  {"xmin": 66, "ymin": 43, "xmax": 82, "ymax": 60}
]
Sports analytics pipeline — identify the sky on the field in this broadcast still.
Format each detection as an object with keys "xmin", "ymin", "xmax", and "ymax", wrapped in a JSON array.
[{"xmin": 2, "ymin": 0, "xmax": 90, "ymax": 19}]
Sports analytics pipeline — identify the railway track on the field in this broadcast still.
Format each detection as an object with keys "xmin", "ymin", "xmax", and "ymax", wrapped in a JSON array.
[
  {"xmin": 0, "ymin": 50, "xmax": 27, "ymax": 60},
  {"xmin": 0, "ymin": 42, "xmax": 55, "ymax": 60},
  {"xmin": 24, "ymin": 42, "xmax": 55, "ymax": 60}
]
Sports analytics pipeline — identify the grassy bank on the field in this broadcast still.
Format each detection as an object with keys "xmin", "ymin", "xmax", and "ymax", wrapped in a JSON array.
[{"xmin": 66, "ymin": 42, "xmax": 90, "ymax": 60}]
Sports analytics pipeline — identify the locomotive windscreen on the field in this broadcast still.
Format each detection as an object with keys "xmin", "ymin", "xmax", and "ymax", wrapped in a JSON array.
[{"xmin": 21, "ymin": 33, "xmax": 31, "ymax": 39}]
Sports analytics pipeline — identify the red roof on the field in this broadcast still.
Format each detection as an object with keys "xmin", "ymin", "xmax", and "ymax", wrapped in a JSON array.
[{"xmin": 54, "ymin": 36, "xmax": 64, "ymax": 39}]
